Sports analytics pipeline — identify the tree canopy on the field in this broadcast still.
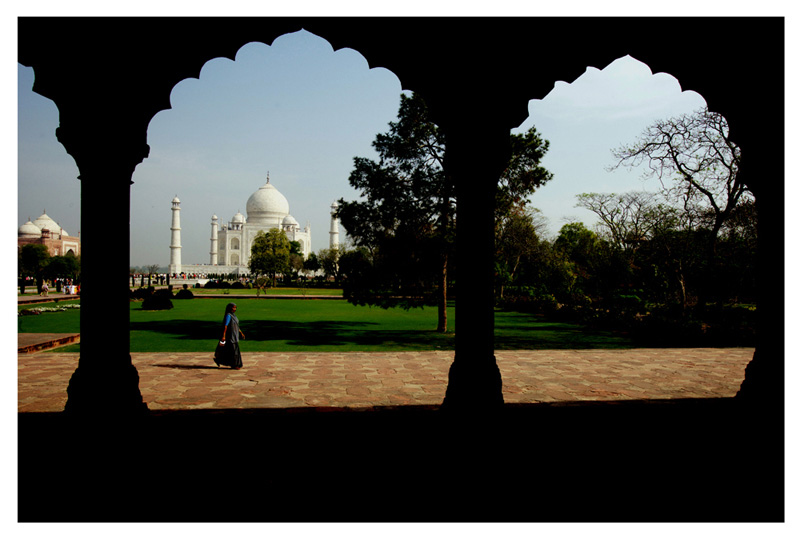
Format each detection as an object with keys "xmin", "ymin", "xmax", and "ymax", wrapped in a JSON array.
[
  {"xmin": 609, "ymin": 108, "xmax": 750, "ymax": 250},
  {"xmin": 19, "ymin": 244, "xmax": 50, "ymax": 279},
  {"xmin": 337, "ymin": 93, "xmax": 452, "ymax": 331},
  {"xmin": 337, "ymin": 93, "xmax": 553, "ymax": 332},
  {"xmin": 249, "ymin": 229, "xmax": 291, "ymax": 287}
]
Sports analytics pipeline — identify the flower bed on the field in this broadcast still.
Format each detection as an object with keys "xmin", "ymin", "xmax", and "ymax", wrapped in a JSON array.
[{"xmin": 19, "ymin": 304, "xmax": 81, "ymax": 316}]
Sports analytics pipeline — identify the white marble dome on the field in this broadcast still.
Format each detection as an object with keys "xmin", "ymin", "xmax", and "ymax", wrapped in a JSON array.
[
  {"xmin": 32, "ymin": 213, "xmax": 65, "ymax": 236},
  {"xmin": 246, "ymin": 180, "xmax": 289, "ymax": 225},
  {"xmin": 282, "ymin": 214, "xmax": 299, "ymax": 227},
  {"xmin": 231, "ymin": 211, "xmax": 245, "ymax": 224},
  {"xmin": 18, "ymin": 220, "xmax": 41, "ymax": 238}
]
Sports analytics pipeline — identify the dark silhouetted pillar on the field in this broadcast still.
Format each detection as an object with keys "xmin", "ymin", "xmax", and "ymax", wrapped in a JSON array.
[
  {"xmin": 57, "ymin": 117, "xmax": 150, "ymax": 416},
  {"xmin": 441, "ymin": 116, "xmax": 510, "ymax": 412}
]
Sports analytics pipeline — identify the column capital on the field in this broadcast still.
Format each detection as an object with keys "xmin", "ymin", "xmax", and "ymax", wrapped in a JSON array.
[{"xmin": 55, "ymin": 123, "xmax": 150, "ymax": 183}]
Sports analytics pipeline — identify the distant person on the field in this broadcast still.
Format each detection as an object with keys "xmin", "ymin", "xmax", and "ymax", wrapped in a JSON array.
[
  {"xmin": 40, "ymin": 281, "xmax": 49, "ymax": 296},
  {"xmin": 214, "ymin": 302, "xmax": 245, "ymax": 369}
]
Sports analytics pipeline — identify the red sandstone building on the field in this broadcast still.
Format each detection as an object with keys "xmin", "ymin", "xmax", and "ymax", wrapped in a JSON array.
[{"xmin": 18, "ymin": 211, "xmax": 80, "ymax": 257}]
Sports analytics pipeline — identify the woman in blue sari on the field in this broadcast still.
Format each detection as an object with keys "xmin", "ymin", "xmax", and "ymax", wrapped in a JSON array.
[{"xmin": 214, "ymin": 302, "xmax": 245, "ymax": 369}]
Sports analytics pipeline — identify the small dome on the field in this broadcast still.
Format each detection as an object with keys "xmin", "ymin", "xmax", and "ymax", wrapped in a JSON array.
[
  {"xmin": 246, "ymin": 180, "xmax": 289, "ymax": 225},
  {"xmin": 231, "ymin": 211, "xmax": 245, "ymax": 224},
  {"xmin": 211, "ymin": 214, "xmax": 218, "ymax": 220},
  {"xmin": 282, "ymin": 214, "xmax": 299, "ymax": 226},
  {"xmin": 172, "ymin": 196, "xmax": 180, "ymax": 203},
  {"xmin": 18, "ymin": 220, "xmax": 41, "ymax": 238},
  {"xmin": 33, "ymin": 213, "xmax": 63, "ymax": 236}
]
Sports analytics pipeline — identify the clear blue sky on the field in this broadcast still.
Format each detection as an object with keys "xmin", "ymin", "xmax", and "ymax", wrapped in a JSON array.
[{"xmin": 19, "ymin": 29, "xmax": 708, "ymax": 267}]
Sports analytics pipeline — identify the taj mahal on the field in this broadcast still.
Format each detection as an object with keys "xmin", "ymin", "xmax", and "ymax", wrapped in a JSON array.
[{"xmin": 168, "ymin": 175, "xmax": 340, "ymax": 276}]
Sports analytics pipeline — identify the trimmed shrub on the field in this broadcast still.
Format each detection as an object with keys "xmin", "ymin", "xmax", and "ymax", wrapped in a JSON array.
[
  {"xmin": 130, "ymin": 287, "xmax": 152, "ymax": 300},
  {"xmin": 141, "ymin": 288, "xmax": 174, "ymax": 310},
  {"xmin": 175, "ymin": 288, "xmax": 194, "ymax": 299}
]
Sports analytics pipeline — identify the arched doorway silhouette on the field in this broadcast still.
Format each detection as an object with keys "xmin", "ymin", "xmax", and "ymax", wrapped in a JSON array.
[{"xmin": 17, "ymin": 17, "xmax": 784, "ymax": 522}]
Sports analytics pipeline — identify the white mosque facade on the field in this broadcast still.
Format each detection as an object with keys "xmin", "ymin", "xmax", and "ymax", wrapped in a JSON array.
[{"xmin": 169, "ymin": 177, "xmax": 340, "ymax": 276}]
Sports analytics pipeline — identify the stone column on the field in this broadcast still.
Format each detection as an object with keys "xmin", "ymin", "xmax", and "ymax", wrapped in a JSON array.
[
  {"xmin": 169, "ymin": 196, "xmax": 182, "ymax": 274},
  {"xmin": 56, "ymin": 120, "xmax": 149, "ymax": 416},
  {"xmin": 736, "ymin": 143, "xmax": 784, "ymax": 410},
  {"xmin": 329, "ymin": 201, "xmax": 340, "ymax": 249},
  {"xmin": 210, "ymin": 215, "xmax": 218, "ymax": 265},
  {"xmin": 441, "ymin": 117, "xmax": 510, "ymax": 412}
]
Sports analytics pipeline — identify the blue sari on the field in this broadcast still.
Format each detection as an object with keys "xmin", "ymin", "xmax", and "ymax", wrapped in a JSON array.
[{"xmin": 214, "ymin": 303, "xmax": 243, "ymax": 368}]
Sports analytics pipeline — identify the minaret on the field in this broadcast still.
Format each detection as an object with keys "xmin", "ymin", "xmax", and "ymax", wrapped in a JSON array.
[
  {"xmin": 210, "ymin": 215, "xmax": 219, "ymax": 265},
  {"xmin": 329, "ymin": 201, "xmax": 340, "ymax": 249},
  {"xmin": 169, "ymin": 196, "xmax": 182, "ymax": 274}
]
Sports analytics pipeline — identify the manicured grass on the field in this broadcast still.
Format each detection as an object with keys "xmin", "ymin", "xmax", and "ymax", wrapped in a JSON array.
[
  {"xmin": 192, "ymin": 287, "xmax": 343, "ymax": 296},
  {"xmin": 494, "ymin": 310, "xmax": 632, "ymax": 350},
  {"xmin": 19, "ymin": 298, "xmax": 633, "ymax": 353},
  {"xmin": 17, "ymin": 300, "xmax": 81, "ymax": 334}
]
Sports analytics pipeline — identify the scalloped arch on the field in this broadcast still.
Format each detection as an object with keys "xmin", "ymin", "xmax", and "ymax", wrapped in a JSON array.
[{"xmin": 149, "ymin": 26, "xmax": 414, "ymax": 134}]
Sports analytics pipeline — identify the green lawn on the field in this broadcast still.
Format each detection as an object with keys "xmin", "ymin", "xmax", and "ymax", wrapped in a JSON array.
[
  {"xmin": 190, "ymin": 287, "xmax": 343, "ymax": 296},
  {"xmin": 18, "ymin": 298, "xmax": 633, "ymax": 352},
  {"xmin": 18, "ymin": 300, "xmax": 81, "ymax": 333}
]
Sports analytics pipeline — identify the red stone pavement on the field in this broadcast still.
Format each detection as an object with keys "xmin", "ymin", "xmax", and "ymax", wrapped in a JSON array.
[{"xmin": 18, "ymin": 348, "xmax": 754, "ymax": 412}]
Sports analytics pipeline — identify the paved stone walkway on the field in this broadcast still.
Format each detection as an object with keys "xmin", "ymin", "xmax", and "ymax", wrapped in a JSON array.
[
  {"xmin": 18, "ymin": 348, "xmax": 754, "ymax": 413},
  {"xmin": 17, "ymin": 333, "xmax": 80, "ymax": 353}
]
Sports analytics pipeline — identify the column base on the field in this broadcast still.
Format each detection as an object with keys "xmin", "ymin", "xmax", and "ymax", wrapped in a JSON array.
[
  {"xmin": 736, "ymin": 348, "xmax": 783, "ymax": 406},
  {"xmin": 441, "ymin": 354, "xmax": 504, "ymax": 413},
  {"xmin": 64, "ymin": 356, "xmax": 149, "ymax": 417}
]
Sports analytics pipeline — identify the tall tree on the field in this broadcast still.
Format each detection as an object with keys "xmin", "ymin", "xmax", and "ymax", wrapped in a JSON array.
[
  {"xmin": 19, "ymin": 244, "xmax": 50, "ymax": 292},
  {"xmin": 249, "ymin": 229, "xmax": 291, "ymax": 287},
  {"xmin": 609, "ymin": 107, "xmax": 750, "ymax": 252},
  {"xmin": 337, "ymin": 93, "xmax": 451, "ymax": 331},
  {"xmin": 44, "ymin": 254, "xmax": 81, "ymax": 282},
  {"xmin": 339, "ymin": 93, "xmax": 553, "ymax": 332},
  {"xmin": 575, "ymin": 191, "xmax": 683, "ymax": 249},
  {"xmin": 497, "ymin": 128, "xmax": 554, "ymax": 221},
  {"xmin": 317, "ymin": 247, "xmax": 345, "ymax": 285},
  {"xmin": 495, "ymin": 206, "xmax": 546, "ymax": 299},
  {"xmin": 303, "ymin": 252, "xmax": 321, "ymax": 277}
]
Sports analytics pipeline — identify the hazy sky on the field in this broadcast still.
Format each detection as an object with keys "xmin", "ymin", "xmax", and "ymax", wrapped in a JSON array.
[{"xmin": 17, "ymin": 29, "xmax": 707, "ymax": 267}]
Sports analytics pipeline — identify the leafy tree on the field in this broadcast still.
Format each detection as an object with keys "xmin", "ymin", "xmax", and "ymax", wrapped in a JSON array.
[
  {"xmin": 20, "ymin": 244, "xmax": 49, "ymax": 276},
  {"xmin": 337, "ymin": 247, "xmax": 375, "ymax": 301},
  {"xmin": 303, "ymin": 252, "xmax": 321, "ymax": 276},
  {"xmin": 317, "ymin": 247, "xmax": 344, "ymax": 285},
  {"xmin": 338, "ymin": 93, "xmax": 553, "ymax": 332},
  {"xmin": 20, "ymin": 244, "xmax": 50, "ymax": 292},
  {"xmin": 288, "ymin": 253, "xmax": 304, "ymax": 279},
  {"xmin": 553, "ymin": 222, "xmax": 631, "ymax": 303},
  {"xmin": 249, "ymin": 229, "xmax": 291, "ymax": 287},
  {"xmin": 633, "ymin": 228, "xmax": 714, "ymax": 309},
  {"xmin": 495, "ymin": 206, "xmax": 545, "ymax": 299},
  {"xmin": 337, "ymin": 93, "xmax": 452, "ymax": 330},
  {"xmin": 43, "ymin": 254, "xmax": 80, "ymax": 282},
  {"xmin": 719, "ymin": 199, "xmax": 757, "ymax": 245},
  {"xmin": 609, "ymin": 108, "xmax": 750, "ymax": 252},
  {"xmin": 497, "ymin": 129, "xmax": 554, "ymax": 220},
  {"xmin": 283, "ymin": 240, "xmax": 304, "ymax": 282}
]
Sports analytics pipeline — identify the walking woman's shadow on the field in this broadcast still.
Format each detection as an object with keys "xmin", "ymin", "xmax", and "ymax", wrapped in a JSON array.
[{"xmin": 152, "ymin": 364, "xmax": 220, "ymax": 370}]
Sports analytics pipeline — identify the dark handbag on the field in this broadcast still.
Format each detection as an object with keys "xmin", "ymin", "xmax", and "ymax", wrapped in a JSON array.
[{"xmin": 214, "ymin": 340, "xmax": 226, "ymax": 361}]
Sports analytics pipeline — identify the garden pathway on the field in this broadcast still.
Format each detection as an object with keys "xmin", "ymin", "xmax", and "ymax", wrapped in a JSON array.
[{"xmin": 18, "ymin": 347, "xmax": 754, "ymax": 412}]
